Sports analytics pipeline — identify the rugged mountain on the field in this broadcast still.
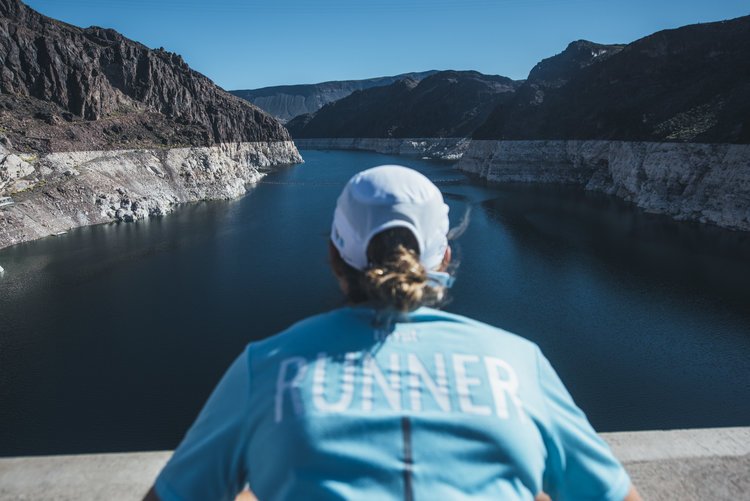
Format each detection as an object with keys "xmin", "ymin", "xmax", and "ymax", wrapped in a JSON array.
[
  {"xmin": 525, "ymin": 40, "xmax": 624, "ymax": 89},
  {"xmin": 474, "ymin": 16, "xmax": 750, "ymax": 143},
  {"xmin": 0, "ymin": 0, "xmax": 291, "ymax": 153},
  {"xmin": 287, "ymin": 70, "xmax": 520, "ymax": 139},
  {"xmin": 0, "ymin": 0, "xmax": 300, "ymax": 249},
  {"xmin": 230, "ymin": 71, "xmax": 438, "ymax": 122}
]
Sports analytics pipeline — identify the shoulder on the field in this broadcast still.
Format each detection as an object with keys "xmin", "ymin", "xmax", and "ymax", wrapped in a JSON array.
[
  {"xmin": 247, "ymin": 307, "xmax": 366, "ymax": 356},
  {"xmin": 413, "ymin": 307, "xmax": 540, "ymax": 351}
]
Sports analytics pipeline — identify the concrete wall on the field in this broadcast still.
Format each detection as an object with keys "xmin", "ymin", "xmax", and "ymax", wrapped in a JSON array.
[{"xmin": 0, "ymin": 427, "xmax": 748, "ymax": 500}]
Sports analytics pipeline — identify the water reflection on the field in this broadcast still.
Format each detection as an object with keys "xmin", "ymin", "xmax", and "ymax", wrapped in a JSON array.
[
  {"xmin": 464, "ymin": 183, "xmax": 750, "ymax": 431},
  {"xmin": 480, "ymin": 184, "xmax": 750, "ymax": 316}
]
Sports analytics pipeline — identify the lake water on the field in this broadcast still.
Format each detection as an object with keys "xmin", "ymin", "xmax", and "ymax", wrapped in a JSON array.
[{"xmin": 1, "ymin": 149, "xmax": 749, "ymax": 456}]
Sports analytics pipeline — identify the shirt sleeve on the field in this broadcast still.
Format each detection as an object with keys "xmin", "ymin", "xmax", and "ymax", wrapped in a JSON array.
[
  {"xmin": 155, "ymin": 348, "xmax": 253, "ymax": 501},
  {"xmin": 535, "ymin": 347, "xmax": 631, "ymax": 501}
]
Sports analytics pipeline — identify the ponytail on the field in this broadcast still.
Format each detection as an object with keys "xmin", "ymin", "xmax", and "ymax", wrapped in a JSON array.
[{"xmin": 330, "ymin": 227, "xmax": 448, "ymax": 312}]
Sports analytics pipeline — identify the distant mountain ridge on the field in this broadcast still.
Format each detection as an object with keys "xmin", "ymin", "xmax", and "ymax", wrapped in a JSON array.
[
  {"xmin": 459, "ymin": 16, "xmax": 750, "ymax": 233},
  {"xmin": 230, "ymin": 71, "xmax": 439, "ymax": 122},
  {"xmin": 526, "ymin": 40, "xmax": 625, "ymax": 89},
  {"xmin": 283, "ymin": 16, "xmax": 749, "ymax": 145},
  {"xmin": 474, "ymin": 16, "xmax": 750, "ymax": 143},
  {"xmin": 0, "ymin": 0, "xmax": 290, "ymax": 152},
  {"xmin": 287, "ymin": 70, "xmax": 521, "ymax": 139}
]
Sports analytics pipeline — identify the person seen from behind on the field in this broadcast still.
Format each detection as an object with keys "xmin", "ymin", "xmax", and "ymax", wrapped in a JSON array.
[{"xmin": 145, "ymin": 165, "xmax": 642, "ymax": 501}]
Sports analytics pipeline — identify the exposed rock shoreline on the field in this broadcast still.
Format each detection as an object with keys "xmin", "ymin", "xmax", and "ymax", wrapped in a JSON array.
[
  {"xmin": 0, "ymin": 141, "xmax": 302, "ymax": 249},
  {"xmin": 293, "ymin": 137, "xmax": 470, "ymax": 160},
  {"xmin": 458, "ymin": 140, "xmax": 750, "ymax": 231},
  {"xmin": 0, "ymin": 0, "xmax": 306, "ymax": 250},
  {"xmin": 294, "ymin": 137, "xmax": 750, "ymax": 231}
]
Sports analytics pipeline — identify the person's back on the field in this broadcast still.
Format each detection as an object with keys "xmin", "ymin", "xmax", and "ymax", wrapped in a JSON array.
[
  {"xmin": 146, "ymin": 165, "xmax": 640, "ymax": 501},
  {"xmin": 155, "ymin": 306, "xmax": 630, "ymax": 500}
]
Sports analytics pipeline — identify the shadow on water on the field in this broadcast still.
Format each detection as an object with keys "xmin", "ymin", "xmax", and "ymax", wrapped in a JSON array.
[
  {"xmin": 459, "ymin": 183, "xmax": 750, "ymax": 432},
  {"xmin": 0, "ymin": 150, "xmax": 748, "ymax": 455},
  {"xmin": 481, "ymin": 183, "xmax": 750, "ymax": 315}
]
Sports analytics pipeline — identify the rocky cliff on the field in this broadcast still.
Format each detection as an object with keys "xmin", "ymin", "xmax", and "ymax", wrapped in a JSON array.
[
  {"xmin": 460, "ymin": 16, "xmax": 750, "ymax": 231},
  {"xmin": 0, "ymin": 141, "xmax": 300, "ymax": 248},
  {"xmin": 0, "ymin": 0, "xmax": 302, "ymax": 249},
  {"xmin": 474, "ymin": 17, "xmax": 750, "ymax": 143},
  {"xmin": 287, "ymin": 71, "xmax": 520, "ymax": 139},
  {"xmin": 231, "ymin": 71, "xmax": 438, "ymax": 123},
  {"xmin": 458, "ymin": 140, "xmax": 750, "ymax": 231},
  {"xmin": 0, "ymin": 0, "xmax": 292, "ymax": 152}
]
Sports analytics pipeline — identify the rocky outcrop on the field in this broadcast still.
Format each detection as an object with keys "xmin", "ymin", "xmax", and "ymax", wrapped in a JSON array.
[
  {"xmin": 458, "ymin": 140, "xmax": 750, "ymax": 230},
  {"xmin": 0, "ymin": 0, "xmax": 291, "ymax": 151},
  {"xmin": 0, "ymin": 141, "xmax": 301, "ymax": 248},
  {"xmin": 461, "ymin": 18, "xmax": 750, "ymax": 231},
  {"xmin": 293, "ymin": 137, "xmax": 470, "ymax": 160},
  {"xmin": 474, "ymin": 16, "xmax": 750, "ymax": 143},
  {"xmin": 524, "ymin": 40, "xmax": 624, "ymax": 88},
  {"xmin": 231, "ymin": 71, "xmax": 438, "ymax": 123},
  {"xmin": 0, "ymin": 0, "xmax": 303, "ymax": 248},
  {"xmin": 287, "ymin": 71, "xmax": 520, "ymax": 139}
]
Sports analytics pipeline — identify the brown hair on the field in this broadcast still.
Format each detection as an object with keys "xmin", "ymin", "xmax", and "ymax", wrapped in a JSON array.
[{"xmin": 329, "ymin": 227, "xmax": 448, "ymax": 312}]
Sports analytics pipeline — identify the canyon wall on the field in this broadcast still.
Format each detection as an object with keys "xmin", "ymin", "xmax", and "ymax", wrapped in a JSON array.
[
  {"xmin": 0, "ymin": 0, "xmax": 303, "ymax": 249},
  {"xmin": 458, "ymin": 140, "xmax": 750, "ymax": 231},
  {"xmin": 0, "ymin": 141, "xmax": 301, "ymax": 249}
]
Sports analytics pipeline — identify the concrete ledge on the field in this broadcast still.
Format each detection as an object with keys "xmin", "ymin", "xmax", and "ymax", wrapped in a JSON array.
[
  {"xmin": 0, "ymin": 427, "xmax": 748, "ymax": 500},
  {"xmin": 602, "ymin": 427, "xmax": 750, "ymax": 501},
  {"xmin": 0, "ymin": 451, "xmax": 170, "ymax": 501},
  {"xmin": 603, "ymin": 426, "xmax": 750, "ymax": 461}
]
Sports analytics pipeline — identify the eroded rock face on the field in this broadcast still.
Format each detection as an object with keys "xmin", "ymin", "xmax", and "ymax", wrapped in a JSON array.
[
  {"xmin": 0, "ymin": 0, "xmax": 303, "ymax": 248},
  {"xmin": 0, "ymin": 141, "xmax": 302, "ymax": 248},
  {"xmin": 0, "ymin": 0, "xmax": 291, "ymax": 151},
  {"xmin": 459, "ymin": 140, "xmax": 750, "ymax": 230},
  {"xmin": 0, "ymin": 148, "xmax": 35, "ymax": 192}
]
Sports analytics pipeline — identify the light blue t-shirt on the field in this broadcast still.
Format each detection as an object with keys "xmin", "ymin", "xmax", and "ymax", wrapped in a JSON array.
[{"xmin": 155, "ymin": 307, "xmax": 631, "ymax": 501}]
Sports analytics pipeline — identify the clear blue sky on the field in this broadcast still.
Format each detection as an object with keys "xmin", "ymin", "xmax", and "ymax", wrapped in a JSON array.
[{"xmin": 24, "ymin": 0, "xmax": 750, "ymax": 90}]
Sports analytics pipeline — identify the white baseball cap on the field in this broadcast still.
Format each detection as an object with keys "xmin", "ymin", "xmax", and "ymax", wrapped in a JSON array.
[{"xmin": 331, "ymin": 165, "xmax": 450, "ymax": 271}]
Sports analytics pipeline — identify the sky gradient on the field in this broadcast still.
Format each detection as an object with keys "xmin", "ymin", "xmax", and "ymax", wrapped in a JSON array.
[{"xmin": 23, "ymin": 0, "xmax": 750, "ymax": 91}]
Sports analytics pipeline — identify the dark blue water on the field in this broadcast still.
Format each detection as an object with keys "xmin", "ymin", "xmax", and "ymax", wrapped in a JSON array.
[{"xmin": 1, "ymin": 149, "xmax": 749, "ymax": 456}]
